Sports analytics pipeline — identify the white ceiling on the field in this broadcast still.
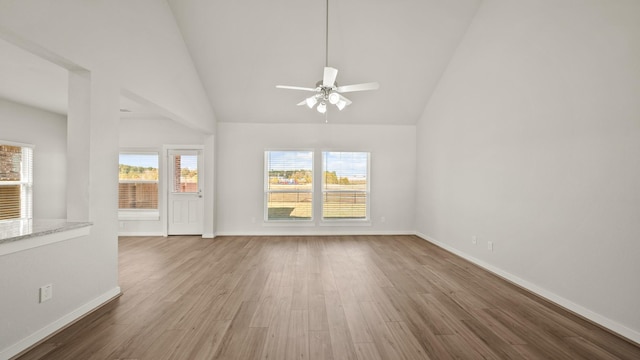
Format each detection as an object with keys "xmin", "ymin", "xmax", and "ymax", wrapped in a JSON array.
[
  {"xmin": 0, "ymin": 37, "xmax": 68, "ymax": 115},
  {"xmin": 0, "ymin": 0, "xmax": 481, "ymax": 126},
  {"xmin": 0, "ymin": 37, "xmax": 160, "ymax": 118},
  {"xmin": 168, "ymin": 0, "xmax": 481, "ymax": 125}
]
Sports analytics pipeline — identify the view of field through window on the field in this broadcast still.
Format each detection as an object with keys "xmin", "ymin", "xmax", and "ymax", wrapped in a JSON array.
[
  {"xmin": 265, "ymin": 150, "xmax": 369, "ymax": 221},
  {"xmin": 266, "ymin": 151, "xmax": 313, "ymax": 220},
  {"xmin": 322, "ymin": 151, "xmax": 369, "ymax": 219}
]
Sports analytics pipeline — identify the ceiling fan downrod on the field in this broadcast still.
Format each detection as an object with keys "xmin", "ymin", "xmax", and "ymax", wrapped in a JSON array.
[
  {"xmin": 274, "ymin": 0, "xmax": 380, "ymax": 115},
  {"xmin": 325, "ymin": 0, "xmax": 329, "ymax": 68}
]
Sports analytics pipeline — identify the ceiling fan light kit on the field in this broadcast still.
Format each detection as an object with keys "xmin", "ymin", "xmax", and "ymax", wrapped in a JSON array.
[
  {"xmin": 317, "ymin": 101, "xmax": 327, "ymax": 114},
  {"xmin": 276, "ymin": 0, "xmax": 379, "ymax": 116},
  {"xmin": 305, "ymin": 97, "xmax": 318, "ymax": 109},
  {"xmin": 328, "ymin": 92, "xmax": 340, "ymax": 105}
]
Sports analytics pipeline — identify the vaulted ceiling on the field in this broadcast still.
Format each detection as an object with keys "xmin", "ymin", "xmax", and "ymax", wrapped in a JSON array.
[
  {"xmin": 0, "ymin": 0, "xmax": 481, "ymax": 126},
  {"xmin": 168, "ymin": 0, "xmax": 481, "ymax": 125},
  {"xmin": 0, "ymin": 37, "xmax": 68, "ymax": 115}
]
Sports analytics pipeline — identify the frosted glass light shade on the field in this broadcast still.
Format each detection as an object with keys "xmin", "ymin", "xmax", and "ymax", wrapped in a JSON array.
[{"xmin": 317, "ymin": 102, "xmax": 327, "ymax": 113}]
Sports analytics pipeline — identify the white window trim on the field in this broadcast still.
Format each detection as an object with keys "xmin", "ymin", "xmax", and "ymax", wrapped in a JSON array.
[
  {"xmin": 319, "ymin": 218, "xmax": 372, "ymax": 226},
  {"xmin": 0, "ymin": 140, "xmax": 34, "ymax": 220},
  {"xmin": 118, "ymin": 149, "xmax": 160, "ymax": 221},
  {"xmin": 262, "ymin": 149, "xmax": 373, "ymax": 226},
  {"xmin": 264, "ymin": 149, "xmax": 315, "ymax": 223},
  {"xmin": 320, "ymin": 151, "xmax": 371, "ymax": 223},
  {"xmin": 118, "ymin": 209, "xmax": 160, "ymax": 221}
]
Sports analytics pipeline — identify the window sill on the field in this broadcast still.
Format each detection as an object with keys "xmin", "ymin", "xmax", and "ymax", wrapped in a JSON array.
[
  {"xmin": 118, "ymin": 210, "xmax": 160, "ymax": 221},
  {"xmin": 263, "ymin": 220, "xmax": 316, "ymax": 227},
  {"xmin": 320, "ymin": 219, "xmax": 372, "ymax": 227}
]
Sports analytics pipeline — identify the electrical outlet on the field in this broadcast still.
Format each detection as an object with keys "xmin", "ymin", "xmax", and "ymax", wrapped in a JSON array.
[
  {"xmin": 39, "ymin": 284, "xmax": 53, "ymax": 303},
  {"xmin": 488, "ymin": 241, "xmax": 494, "ymax": 252},
  {"xmin": 472, "ymin": 236, "xmax": 477, "ymax": 245}
]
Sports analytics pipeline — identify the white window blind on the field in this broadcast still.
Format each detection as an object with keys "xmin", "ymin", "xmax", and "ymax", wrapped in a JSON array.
[
  {"xmin": 322, "ymin": 151, "xmax": 369, "ymax": 220},
  {"xmin": 118, "ymin": 153, "xmax": 159, "ymax": 210},
  {"xmin": 0, "ymin": 143, "xmax": 33, "ymax": 220},
  {"xmin": 265, "ymin": 150, "xmax": 313, "ymax": 221}
]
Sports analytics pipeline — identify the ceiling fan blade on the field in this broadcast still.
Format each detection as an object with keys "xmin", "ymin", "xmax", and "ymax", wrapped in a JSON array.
[
  {"xmin": 336, "ymin": 82, "xmax": 380, "ymax": 93},
  {"xmin": 323, "ymin": 67, "xmax": 338, "ymax": 87},
  {"xmin": 276, "ymin": 85, "xmax": 317, "ymax": 92}
]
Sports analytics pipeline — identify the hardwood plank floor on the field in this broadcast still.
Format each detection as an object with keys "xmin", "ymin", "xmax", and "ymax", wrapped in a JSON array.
[{"xmin": 16, "ymin": 235, "xmax": 640, "ymax": 359}]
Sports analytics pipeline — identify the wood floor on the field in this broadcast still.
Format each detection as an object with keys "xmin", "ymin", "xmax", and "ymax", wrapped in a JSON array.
[{"xmin": 18, "ymin": 235, "xmax": 640, "ymax": 359}]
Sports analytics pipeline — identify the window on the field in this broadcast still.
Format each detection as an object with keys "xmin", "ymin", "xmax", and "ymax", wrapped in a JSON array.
[
  {"xmin": 118, "ymin": 153, "xmax": 159, "ymax": 214},
  {"xmin": 265, "ymin": 151, "xmax": 313, "ymax": 221},
  {"xmin": 171, "ymin": 153, "xmax": 198, "ymax": 193},
  {"xmin": 0, "ymin": 143, "xmax": 33, "ymax": 220},
  {"xmin": 322, "ymin": 152, "xmax": 369, "ymax": 220}
]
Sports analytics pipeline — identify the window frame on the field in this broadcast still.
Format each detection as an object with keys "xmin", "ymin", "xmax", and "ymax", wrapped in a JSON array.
[
  {"xmin": 118, "ymin": 150, "xmax": 160, "ymax": 221},
  {"xmin": 0, "ymin": 141, "xmax": 34, "ymax": 221},
  {"xmin": 320, "ymin": 151, "xmax": 371, "ymax": 223},
  {"xmin": 264, "ymin": 150, "xmax": 314, "ymax": 222}
]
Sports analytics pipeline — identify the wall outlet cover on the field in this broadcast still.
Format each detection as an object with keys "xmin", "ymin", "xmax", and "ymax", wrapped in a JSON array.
[{"xmin": 39, "ymin": 284, "xmax": 53, "ymax": 303}]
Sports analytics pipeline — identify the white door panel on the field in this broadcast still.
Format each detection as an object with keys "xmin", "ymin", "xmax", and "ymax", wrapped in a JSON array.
[{"xmin": 168, "ymin": 149, "xmax": 203, "ymax": 235}]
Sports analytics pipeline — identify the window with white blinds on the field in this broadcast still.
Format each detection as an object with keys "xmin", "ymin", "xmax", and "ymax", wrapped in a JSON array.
[
  {"xmin": 265, "ymin": 151, "xmax": 313, "ymax": 221},
  {"xmin": 118, "ymin": 153, "xmax": 159, "ymax": 210},
  {"xmin": 0, "ymin": 143, "xmax": 33, "ymax": 220},
  {"xmin": 322, "ymin": 151, "xmax": 369, "ymax": 220}
]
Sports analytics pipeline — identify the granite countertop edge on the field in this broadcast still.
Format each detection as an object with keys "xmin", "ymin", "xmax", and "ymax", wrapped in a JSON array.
[{"xmin": 0, "ymin": 220, "xmax": 93, "ymax": 245}]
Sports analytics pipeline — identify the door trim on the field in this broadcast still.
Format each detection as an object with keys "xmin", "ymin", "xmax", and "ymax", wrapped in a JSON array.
[{"xmin": 162, "ymin": 145, "xmax": 204, "ymax": 236}]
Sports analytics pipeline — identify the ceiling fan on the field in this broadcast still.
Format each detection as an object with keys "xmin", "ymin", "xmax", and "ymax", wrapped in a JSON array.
[{"xmin": 276, "ymin": 0, "xmax": 379, "ymax": 114}]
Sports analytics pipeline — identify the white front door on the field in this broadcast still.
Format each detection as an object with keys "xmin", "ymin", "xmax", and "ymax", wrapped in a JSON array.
[{"xmin": 167, "ymin": 149, "xmax": 203, "ymax": 235}]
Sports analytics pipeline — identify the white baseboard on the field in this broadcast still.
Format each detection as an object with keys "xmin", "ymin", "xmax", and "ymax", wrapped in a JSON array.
[
  {"xmin": 414, "ymin": 232, "xmax": 640, "ymax": 345},
  {"xmin": 214, "ymin": 230, "xmax": 416, "ymax": 237},
  {"xmin": 119, "ymin": 232, "xmax": 217, "ymax": 238},
  {"xmin": 1, "ymin": 287, "xmax": 121, "ymax": 360},
  {"xmin": 117, "ymin": 231, "xmax": 164, "ymax": 237}
]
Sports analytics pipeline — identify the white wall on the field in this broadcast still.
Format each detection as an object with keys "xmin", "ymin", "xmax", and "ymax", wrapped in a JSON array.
[
  {"xmin": 0, "ymin": 98, "xmax": 66, "ymax": 219},
  {"xmin": 0, "ymin": 232, "xmax": 113, "ymax": 360},
  {"xmin": 416, "ymin": 0, "xmax": 640, "ymax": 342},
  {"xmin": 118, "ymin": 117, "xmax": 209, "ymax": 236},
  {"xmin": 0, "ymin": 1, "xmax": 214, "ymax": 357},
  {"xmin": 216, "ymin": 123, "xmax": 416, "ymax": 235},
  {"xmin": 119, "ymin": 118, "xmax": 208, "ymax": 148},
  {"xmin": 0, "ymin": 71, "xmax": 122, "ymax": 359},
  {"xmin": 0, "ymin": 0, "xmax": 215, "ymax": 132}
]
